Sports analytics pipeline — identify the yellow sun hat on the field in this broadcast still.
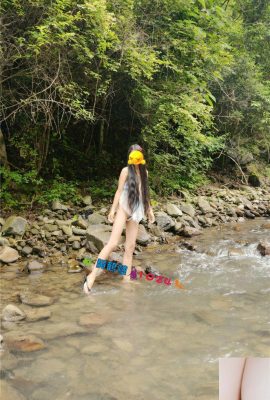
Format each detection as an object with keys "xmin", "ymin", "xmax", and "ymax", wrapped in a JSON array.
[{"xmin": 128, "ymin": 150, "xmax": 146, "ymax": 165}]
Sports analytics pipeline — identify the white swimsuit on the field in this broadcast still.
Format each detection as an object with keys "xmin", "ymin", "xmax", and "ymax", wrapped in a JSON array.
[{"xmin": 119, "ymin": 178, "xmax": 145, "ymax": 223}]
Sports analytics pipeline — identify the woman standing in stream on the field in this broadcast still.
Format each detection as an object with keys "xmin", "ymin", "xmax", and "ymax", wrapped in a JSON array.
[{"xmin": 83, "ymin": 144, "xmax": 155, "ymax": 294}]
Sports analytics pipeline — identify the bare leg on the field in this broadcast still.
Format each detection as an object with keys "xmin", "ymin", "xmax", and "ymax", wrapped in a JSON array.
[
  {"xmin": 122, "ymin": 219, "xmax": 139, "ymax": 282},
  {"xmin": 84, "ymin": 205, "xmax": 128, "ymax": 292},
  {"xmin": 219, "ymin": 358, "xmax": 246, "ymax": 400},
  {"xmin": 241, "ymin": 358, "xmax": 270, "ymax": 400}
]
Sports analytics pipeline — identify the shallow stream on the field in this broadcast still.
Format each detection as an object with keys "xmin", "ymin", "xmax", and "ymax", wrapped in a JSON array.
[{"xmin": 1, "ymin": 217, "xmax": 270, "ymax": 399}]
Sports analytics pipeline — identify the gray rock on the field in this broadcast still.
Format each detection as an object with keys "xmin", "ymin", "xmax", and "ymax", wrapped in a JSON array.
[
  {"xmin": 73, "ymin": 215, "xmax": 88, "ymax": 229},
  {"xmin": 72, "ymin": 241, "xmax": 81, "ymax": 250},
  {"xmin": 155, "ymin": 211, "xmax": 175, "ymax": 231},
  {"xmin": 180, "ymin": 203, "xmax": 196, "ymax": 218},
  {"xmin": 0, "ymin": 246, "xmax": 20, "ymax": 263},
  {"xmin": 72, "ymin": 227, "xmax": 87, "ymax": 235},
  {"xmin": 180, "ymin": 226, "xmax": 202, "ymax": 237},
  {"xmin": 166, "ymin": 203, "xmax": 183, "ymax": 217},
  {"xmin": 0, "ymin": 237, "xmax": 9, "ymax": 246},
  {"xmin": 43, "ymin": 223, "xmax": 58, "ymax": 232},
  {"xmin": 21, "ymin": 245, "xmax": 33, "ymax": 255},
  {"xmin": 148, "ymin": 223, "xmax": 164, "ymax": 237},
  {"xmin": 82, "ymin": 195, "xmax": 92, "ymax": 205},
  {"xmin": 25, "ymin": 308, "xmax": 51, "ymax": 322},
  {"xmin": 136, "ymin": 224, "xmax": 151, "ymax": 245},
  {"xmin": 0, "ymin": 217, "xmax": 5, "ymax": 225},
  {"xmin": 197, "ymin": 197, "xmax": 216, "ymax": 214},
  {"xmin": 173, "ymin": 221, "xmax": 183, "ymax": 233},
  {"xmin": 19, "ymin": 292, "xmax": 54, "ymax": 307},
  {"xmin": 86, "ymin": 225, "xmax": 124, "ymax": 251},
  {"xmin": 2, "ymin": 216, "xmax": 28, "ymax": 236},
  {"xmin": 51, "ymin": 199, "xmax": 68, "ymax": 211},
  {"xmin": 257, "ymin": 241, "xmax": 270, "ymax": 256},
  {"xmin": 61, "ymin": 225, "xmax": 73, "ymax": 236},
  {"xmin": 27, "ymin": 260, "xmax": 45, "ymax": 271},
  {"xmin": 2, "ymin": 304, "xmax": 26, "ymax": 322},
  {"xmin": 88, "ymin": 213, "xmax": 107, "ymax": 225}
]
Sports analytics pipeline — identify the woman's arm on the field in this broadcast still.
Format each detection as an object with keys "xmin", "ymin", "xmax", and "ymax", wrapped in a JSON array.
[
  {"xmin": 146, "ymin": 169, "xmax": 155, "ymax": 223},
  {"xmin": 109, "ymin": 167, "xmax": 128, "ymax": 216}
]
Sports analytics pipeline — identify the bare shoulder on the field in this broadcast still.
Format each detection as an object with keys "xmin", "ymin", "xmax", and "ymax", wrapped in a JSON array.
[{"xmin": 121, "ymin": 166, "xmax": 128, "ymax": 177}]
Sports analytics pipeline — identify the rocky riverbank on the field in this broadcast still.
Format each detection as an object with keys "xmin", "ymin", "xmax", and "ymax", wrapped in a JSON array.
[{"xmin": 1, "ymin": 184, "xmax": 270, "ymax": 273}]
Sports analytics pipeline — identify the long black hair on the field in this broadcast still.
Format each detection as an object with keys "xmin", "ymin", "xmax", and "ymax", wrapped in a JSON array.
[{"xmin": 127, "ymin": 144, "xmax": 151, "ymax": 216}]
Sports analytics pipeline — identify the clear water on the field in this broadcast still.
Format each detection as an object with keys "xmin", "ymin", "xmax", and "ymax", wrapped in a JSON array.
[{"xmin": 1, "ymin": 217, "xmax": 270, "ymax": 399}]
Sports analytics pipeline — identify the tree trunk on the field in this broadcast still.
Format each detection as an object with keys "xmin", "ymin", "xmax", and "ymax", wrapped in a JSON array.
[{"xmin": 0, "ymin": 128, "xmax": 9, "ymax": 168}]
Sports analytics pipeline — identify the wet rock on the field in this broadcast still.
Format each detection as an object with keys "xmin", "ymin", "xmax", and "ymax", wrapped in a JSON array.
[
  {"xmin": 0, "ymin": 381, "xmax": 26, "ymax": 400},
  {"xmin": 180, "ymin": 203, "xmax": 196, "ymax": 218},
  {"xmin": 155, "ymin": 211, "xmax": 175, "ymax": 231},
  {"xmin": 227, "ymin": 248, "xmax": 244, "ymax": 256},
  {"xmin": 61, "ymin": 225, "xmax": 73, "ymax": 236},
  {"xmin": 67, "ymin": 259, "xmax": 82, "ymax": 273},
  {"xmin": 148, "ymin": 223, "xmax": 164, "ymax": 237},
  {"xmin": 166, "ymin": 203, "xmax": 183, "ymax": 217},
  {"xmin": 257, "ymin": 241, "xmax": 270, "ymax": 256},
  {"xmin": 21, "ymin": 245, "xmax": 33, "ymax": 255},
  {"xmin": 244, "ymin": 210, "xmax": 255, "ymax": 219},
  {"xmin": 2, "ymin": 216, "xmax": 28, "ymax": 236},
  {"xmin": 2, "ymin": 304, "xmax": 26, "ymax": 322},
  {"xmin": 0, "ymin": 217, "xmax": 5, "ymax": 225},
  {"xmin": 0, "ymin": 246, "xmax": 20, "ymax": 263},
  {"xmin": 81, "ymin": 342, "xmax": 109, "ymax": 354},
  {"xmin": 197, "ymin": 197, "xmax": 216, "ymax": 214},
  {"xmin": 4, "ymin": 332, "xmax": 46, "ymax": 352},
  {"xmin": 27, "ymin": 260, "xmax": 45, "ymax": 271},
  {"xmin": 261, "ymin": 221, "xmax": 270, "ymax": 229},
  {"xmin": 180, "ymin": 226, "xmax": 202, "ymax": 237},
  {"xmin": 51, "ymin": 199, "xmax": 68, "ymax": 211},
  {"xmin": 113, "ymin": 338, "xmax": 133, "ymax": 352},
  {"xmin": 32, "ymin": 322, "xmax": 86, "ymax": 340},
  {"xmin": 78, "ymin": 313, "xmax": 109, "ymax": 327},
  {"xmin": 180, "ymin": 241, "xmax": 197, "ymax": 251},
  {"xmin": 145, "ymin": 264, "xmax": 160, "ymax": 276},
  {"xmin": 25, "ymin": 308, "xmax": 51, "ymax": 322},
  {"xmin": 19, "ymin": 292, "xmax": 54, "ymax": 307},
  {"xmin": 88, "ymin": 213, "xmax": 107, "ymax": 225},
  {"xmin": 82, "ymin": 195, "xmax": 92, "ymax": 206},
  {"xmin": 0, "ymin": 350, "xmax": 18, "ymax": 372},
  {"xmin": 68, "ymin": 235, "xmax": 81, "ymax": 242},
  {"xmin": 136, "ymin": 224, "xmax": 151, "ymax": 245}
]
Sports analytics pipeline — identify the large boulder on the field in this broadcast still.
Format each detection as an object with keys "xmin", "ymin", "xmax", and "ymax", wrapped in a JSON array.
[
  {"xmin": 0, "ymin": 246, "xmax": 19, "ymax": 263},
  {"xmin": 180, "ymin": 203, "xmax": 196, "ymax": 218},
  {"xmin": 166, "ymin": 203, "xmax": 183, "ymax": 217},
  {"xmin": 155, "ymin": 211, "xmax": 175, "ymax": 231},
  {"xmin": 136, "ymin": 224, "xmax": 151, "ymax": 245},
  {"xmin": 86, "ymin": 225, "xmax": 124, "ymax": 251},
  {"xmin": 2, "ymin": 216, "xmax": 28, "ymax": 236}
]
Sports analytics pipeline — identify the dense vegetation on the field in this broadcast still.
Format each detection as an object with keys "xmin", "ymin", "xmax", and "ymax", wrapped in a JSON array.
[{"xmin": 1, "ymin": 0, "xmax": 270, "ymax": 208}]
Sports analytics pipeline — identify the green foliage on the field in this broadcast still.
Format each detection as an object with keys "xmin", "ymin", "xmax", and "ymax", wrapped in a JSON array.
[
  {"xmin": 36, "ymin": 177, "xmax": 80, "ymax": 205},
  {"xmin": 1, "ymin": 0, "xmax": 269, "ymax": 206}
]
